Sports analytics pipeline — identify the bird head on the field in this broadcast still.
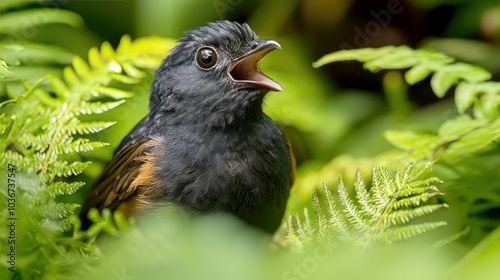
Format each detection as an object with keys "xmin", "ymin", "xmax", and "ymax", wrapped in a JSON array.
[{"xmin": 150, "ymin": 21, "xmax": 282, "ymax": 125}]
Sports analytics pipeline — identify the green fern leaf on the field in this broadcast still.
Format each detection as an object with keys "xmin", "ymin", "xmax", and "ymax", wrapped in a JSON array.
[
  {"xmin": 41, "ymin": 217, "xmax": 75, "ymax": 232},
  {"xmin": 313, "ymin": 45, "xmax": 495, "ymax": 118},
  {"xmin": 63, "ymin": 121, "xmax": 115, "ymax": 135},
  {"xmin": 354, "ymin": 169, "xmax": 377, "ymax": 217},
  {"xmin": 287, "ymin": 162, "xmax": 447, "ymax": 249},
  {"xmin": 52, "ymin": 161, "xmax": 91, "ymax": 177},
  {"xmin": 0, "ymin": 9, "xmax": 83, "ymax": 34},
  {"xmin": 96, "ymin": 85, "xmax": 133, "ymax": 99},
  {"xmin": 63, "ymin": 66, "xmax": 81, "ymax": 87},
  {"xmin": 377, "ymin": 222, "xmax": 448, "ymax": 243},
  {"xmin": 312, "ymin": 190, "xmax": 328, "ymax": 237},
  {"xmin": 38, "ymin": 201, "xmax": 80, "ymax": 220},
  {"xmin": 338, "ymin": 177, "xmax": 368, "ymax": 231},
  {"xmin": 382, "ymin": 205, "xmax": 447, "ymax": 226},
  {"xmin": 76, "ymin": 100, "xmax": 125, "ymax": 115},
  {"xmin": 322, "ymin": 182, "xmax": 350, "ymax": 241}
]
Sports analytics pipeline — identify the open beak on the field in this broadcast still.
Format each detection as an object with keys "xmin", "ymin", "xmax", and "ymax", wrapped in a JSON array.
[{"xmin": 227, "ymin": 40, "xmax": 283, "ymax": 92}]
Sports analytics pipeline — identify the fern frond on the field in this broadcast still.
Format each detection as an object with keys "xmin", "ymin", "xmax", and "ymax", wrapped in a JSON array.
[
  {"xmin": 0, "ymin": 7, "xmax": 173, "ymax": 277},
  {"xmin": 377, "ymin": 222, "xmax": 448, "ymax": 243},
  {"xmin": 381, "ymin": 205, "xmax": 447, "ymax": 226},
  {"xmin": 62, "ymin": 120, "xmax": 116, "ymax": 135},
  {"xmin": 0, "ymin": 36, "xmax": 175, "ymax": 230},
  {"xmin": 337, "ymin": 177, "xmax": 368, "ymax": 232},
  {"xmin": 323, "ymin": 182, "xmax": 350, "ymax": 241},
  {"xmin": 38, "ymin": 201, "xmax": 80, "ymax": 220},
  {"xmin": 354, "ymin": 169, "xmax": 376, "ymax": 217},
  {"xmin": 287, "ymin": 162, "xmax": 447, "ymax": 249},
  {"xmin": 314, "ymin": 46, "xmax": 500, "ymax": 163},
  {"xmin": 312, "ymin": 190, "xmax": 328, "ymax": 237},
  {"xmin": 39, "ymin": 182, "xmax": 85, "ymax": 200},
  {"xmin": 52, "ymin": 161, "xmax": 91, "ymax": 177},
  {"xmin": 41, "ymin": 217, "xmax": 75, "ymax": 232},
  {"xmin": 314, "ymin": 46, "xmax": 491, "ymax": 97},
  {"xmin": 76, "ymin": 100, "xmax": 125, "ymax": 115}
]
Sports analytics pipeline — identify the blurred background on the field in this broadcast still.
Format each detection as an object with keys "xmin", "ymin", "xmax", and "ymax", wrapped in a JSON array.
[{"xmin": 2, "ymin": 0, "xmax": 500, "ymax": 219}]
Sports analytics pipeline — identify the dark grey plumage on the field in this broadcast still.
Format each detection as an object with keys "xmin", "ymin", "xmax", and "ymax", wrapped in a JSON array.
[{"xmin": 81, "ymin": 21, "xmax": 293, "ymax": 233}]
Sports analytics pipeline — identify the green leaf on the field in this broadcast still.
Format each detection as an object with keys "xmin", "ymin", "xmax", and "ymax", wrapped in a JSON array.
[
  {"xmin": 287, "ymin": 162, "xmax": 446, "ymax": 249},
  {"xmin": 100, "ymin": 41, "xmax": 116, "ymax": 60},
  {"xmin": 52, "ymin": 161, "xmax": 91, "ymax": 177},
  {"xmin": 96, "ymin": 86, "xmax": 133, "ymax": 99},
  {"xmin": 76, "ymin": 100, "xmax": 125, "ymax": 115},
  {"xmin": 109, "ymin": 73, "xmax": 141, "ymax": 84},
  {"xmin": 431, "ymin": 70, "xmax": 459, "ymax": 98},
  {"xmin": 437, "ymin": 115, "xmax": 488, "ymax": 143},
  {"xmin": 38, "ymin": 201, "xmax": 80, "ymax": 219},
  {"xmin": 116, "ymin": 35, "xmax": 133, "ymax": 55},
  {"xmin": 384, "ymin": 130, "xmax": 438, "ymax": 159},
  {"xmin": 72, "ymin": 56, "xmax": 91, "ymax": 79},
  {"xmin": 122, "ymin": 62, "xmax": 146, "ymax": 78},
  {"xmin": 0, "ymin": 34, "xmax": 177, "ymax": 279},
  {"xmin": 452, "ymin": 226, "xmax": 500, "ymax": 279},
  {"xmin": 476, "ymin": 91, "xmax": 500, "ymax": 120},
  {"xmin": 405, "ymin": 64, "xmax": 432, "ymax": 85},
  {"xmin": 67, "ymin": 121, "xmax": 116, "ymax": 135},
  {"xmin": 431, "ymin": 63, "xmax": 491, "ymax": 98},
  {"xmin": 0, "ymin": 59, "xmax": 11, "ymax": 79},
  {"xmin": 39, "ymin": 181, "xmax": 85, "ymax": 200},
  {"xmin": 455, "ymin": 82, "xmax": 478, "ymax": 113},
  {"xmin": 63, "ymin": 67, "xmax": 81, "ymax": 88},
  {"xmin": 88, "ymin": 47, "xmax": 106, "ymax": 70},
  {"xmin": 313, "ymin": 48, "xmax": 383, "ymax": 68},
  {"xmin": 49, "ymin": 75, "xmax": 69, "ymax": 97},
  {"xmin": 382, "ymin": 205, "xmax": 447, "ymax": 226},
  {"xmin": 0, "ymin": 9, "xmax": 83, "ymax": 34},
  {"xmin": 378, "ymin": 222, "xmax": 448, "ymax": 243},
  {"xmin": 0, "ymin": 43, "xmax": 75, "ymax": 66},
  {"xmin": 363, "ymin": 46, "xmax": 417, "ymax": 71}
]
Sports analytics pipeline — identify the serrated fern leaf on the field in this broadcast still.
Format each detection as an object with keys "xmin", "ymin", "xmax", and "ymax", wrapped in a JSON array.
[
  {"xmin": 312, "ymin": 190, "xmax": 329, "ymax": 237},
  {"xmin": 0, "ymin": 8, "xmax": 170, "ymax": 277},
  {"xmin": 39, "ymin": 181, "xmax": 85, "ymax": 200},
  {"xmin": 38, "ymin": 201, "xmax": 80, "ymax": 220},
  {"xmin": 354, "ymin": 169, "xmax": 377, "ymax": 217},
  {"xmin": 314, "ymin": 45, "xmax": 498, "ymax": 120},
  {"xmin": 381, "ymin": 204, "xmax": 447, "ymax": 226},
  {"xmin": 338, "ymin": 177, "xmax": 368, "ymax": 232},
  {"xmin": 287, "ymin": 162, "xmax": 447, "ymax": 249}
]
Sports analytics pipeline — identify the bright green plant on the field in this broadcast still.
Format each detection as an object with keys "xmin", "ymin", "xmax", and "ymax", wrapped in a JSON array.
[
  {"xmin": 299, "ymin": 45, "xmax": 500, "ymax": 251},
  {"xmin": 0, "ymin": 23, "xmax": 175, "ymax": 277},
  {"xmin": 1, "ymin": 3, "xmax": 500, "ymax": 279},
  {"xmin": 287, "ymin": 162, "xmax": 447, "ymax": 249},
  {"xmin": 313, "ymin": 46, "xmax": 499, "ymax": 163}
]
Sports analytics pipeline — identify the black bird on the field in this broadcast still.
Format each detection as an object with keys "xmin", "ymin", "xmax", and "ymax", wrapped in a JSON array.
[{"xmin": 80, "ymin": 21, "xmax": 295, "ymax": 233}]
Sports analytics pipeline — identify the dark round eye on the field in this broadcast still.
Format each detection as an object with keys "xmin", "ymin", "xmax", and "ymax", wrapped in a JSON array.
[{"xmin": 196, "ymin": 47, "xmax": 217, "ymax": 69}]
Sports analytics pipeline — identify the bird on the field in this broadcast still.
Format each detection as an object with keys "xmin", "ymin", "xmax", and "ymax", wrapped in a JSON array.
[{"xmin": 79, "ymin": 21, "xmax": 295, "ymax": 233}]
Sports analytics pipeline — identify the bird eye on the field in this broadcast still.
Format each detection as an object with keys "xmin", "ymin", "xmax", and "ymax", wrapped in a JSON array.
[{"xmin": 196, "ymin": 47, "xmax": 217, "ymax": 69}]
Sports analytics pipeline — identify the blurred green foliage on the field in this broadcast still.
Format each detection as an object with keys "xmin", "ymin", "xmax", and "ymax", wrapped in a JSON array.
[{"xmin": 1, "ymin": 0, "xmax": 500, "ymax": 279}]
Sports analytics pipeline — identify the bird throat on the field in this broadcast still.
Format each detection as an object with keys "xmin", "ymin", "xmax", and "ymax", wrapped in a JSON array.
[{"xmin": 181, "ymin": 92, "xmax": 266, "ymax": 128}]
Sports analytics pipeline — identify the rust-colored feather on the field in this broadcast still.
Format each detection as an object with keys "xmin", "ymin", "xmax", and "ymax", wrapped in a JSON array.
[{"xmin": 79, "ymin": 137, "xmax": 164, "ymax": 228}]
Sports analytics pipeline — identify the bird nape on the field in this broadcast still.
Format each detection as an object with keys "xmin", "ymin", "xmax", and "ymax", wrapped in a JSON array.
[{"xmin": 79, "ymin": 20, "xmax": 295, "ymax": 234}]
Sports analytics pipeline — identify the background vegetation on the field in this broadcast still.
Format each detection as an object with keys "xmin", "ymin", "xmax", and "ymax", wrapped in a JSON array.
[{"xmin": 1, "ymin": 0, "xmax": 500, "ymax": 279}]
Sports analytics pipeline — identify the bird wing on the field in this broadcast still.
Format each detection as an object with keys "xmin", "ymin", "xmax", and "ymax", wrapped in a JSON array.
[{"xmin": 79, "ymin": 136, "xmax": 164, "ymax": 227}]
